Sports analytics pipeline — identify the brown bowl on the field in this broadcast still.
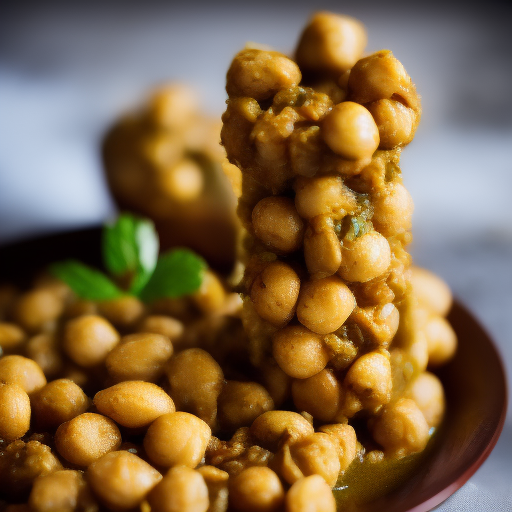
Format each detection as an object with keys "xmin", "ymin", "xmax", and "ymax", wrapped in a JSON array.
[{"xmin": 0, "ymin": 229, "xmax": 508, "ymax": 511}]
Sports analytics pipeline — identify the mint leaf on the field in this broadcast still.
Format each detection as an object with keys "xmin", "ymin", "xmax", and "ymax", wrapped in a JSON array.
[
  {"xmin": 50, "ymin": 260, "xmax": 124, "ymax": 301},
  {"xmin": 102, "ymin": 214, "xmax": 159, "ymax": 294},
  {"xmin": 139, "ymin": 249, "xmax": 206, "ymax": 303}
]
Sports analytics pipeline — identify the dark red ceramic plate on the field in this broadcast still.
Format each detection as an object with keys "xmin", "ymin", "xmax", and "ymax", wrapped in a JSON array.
[{"xmin": 0, "ymin": 228, "xmax": 508, "ymax": 512}]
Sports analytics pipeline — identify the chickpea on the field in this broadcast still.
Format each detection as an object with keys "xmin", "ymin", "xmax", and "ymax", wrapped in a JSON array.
[
  {"xmin": 410, "ymin": 266, "xmax": 453, "ymax": 317},
  {"xmin": 105, "ymin": 333, "xmax": 174, "ymax": 383},
  {"xmin": 252, "ymin": 197, "xmax": 304, "ymax": 254},
  {"xmin": 296, "ymin": 12, "xmax": 367, "ymax": 75},
  {"xmin": 149, "ymin": 84, "xmax": 198, "ymax": 129},
  {"xmin": 285, "ymin": 475, "xmax": 336, "ymax": 512},
  {"xmin": 367, "ymin": 99, "xmax": 417, "ymax": 149},
  {"xmin": 98, "ymin": 295, "xmax": 145, "ymax": 328},
  {"xmin": 229, "ymin": 466, "xmax": 284, "ymax": 512},
  {"xmin": 303, "ymin": 215, "xmax": 342, "ymax": 277},
  {"xmin": 165, "ymin": 348, "xmax": 224, "ymax": 427},
  {"xmin": 338, "ymin": 231, "xmax": 391, "ymax": 283},
  {"xmin": 250, "ymin": 410, "xmax": 314, "ymax": 451},
  {"xmin": 28, "ymin": 470, "xmax": 94, "ymax": 512},
  {"xmin": 406, "ymin": 372, "xmax": 445, "ymax": 428},
  {"xmin": 143, "ymin": 411, "xmax": 211, "ymax": 468},
  {"xmin": 345, "ymin": 351, "xmax": 392, "ymax": 408},
  {"xmin": 272, "ymin": 325, "xmax": 330, "ymax": 379},
  {"xmin": 88, "ymin": 451, "xmax": 162, "ymax": 511},
  {"xmin": 292, "ymin": 369, "xmax": 342, "ymax": 422},
  {"xmin": 226, "ymin": 49, "xmax": 301, "ymax": 101},
  {"xmin": 289, "ymin": 126, "xmax": 325, "ymax": 178},
  {"xmin": 31, "ymin": 379, "xmax": 90, "ymax": 430},
  {"xmin": 196, "ymin": 465, "xmax": 229, "ymax": 512},
  {"xmin": 63, "ymin": 314, "xmax": 120, "ymax": 367},
  {"xmin": 350, "ymin": 303, "xmax": 400, "ymax": 347},
  {"xmin": 0, "ymin": 355, "xmax": 46, "ymax": 394},
  {"xmin": 138, "ymin": 315, "xmax": 184, "ymax": 340},
  {"xmin": 148, "ymin": 466, "xmax": 209, "ymax": 512},
  {"xmin": 425, "ymin": 315, "xmax": 457, "ymax": 367},
  {"xmin": 260, "ymin": 360, "xmax": 292, "ymax": 408},
  {"xmin": 65, "ymin": 299, "xmax": 97, "ymax": 318},
  {"xmin": 318, "ymin": 423, "xmax": 357, "ymax": 471},
  {"xmin": 94, "ymin": 381, "xmax": 175, "ymax": 429},
  {"xmin": 294, "ymin": 175, "xmax": 357, "ymax": 220},
  {"xmin": 192, "ymin": 270, "xmax": 226, "ymax": 314},
  {"xmin": 0, "ymin": 382, "xmax": 31, "ymax": 441},
  {"xmin": 250, "ymin": 262, "xmax": 301, "ymax": 327},
  {"xmin": 55, "ymin": 412, "xmax": 122, "ymax": 466},
  {"xmin": 297, "ymin": 276, "xmax": 355, "ymax": 334},
  {"xmin": 372, "ymin": 398, "xmax": 430, "ymax": 458},
  {"xmin": 322, "ymin": 102, "xmax": 379, "ymax": 160},
  {"xmin": 13, "ymin": 288, "xmax": 64, "ymax": 333},
  {"xmin": 218, "ymin": 381, "xmax": 274, "ymax": 431},
  {"xmin": 0, "ymin": 322, "xmax": 25, "ymax": 352},
  {"xmin": 25, "ymin": 333, "xmax": 62, "ymax": 378},
  {"xmin": 372, "ymin": 182, "xmax": 414, "ymax": 237}
]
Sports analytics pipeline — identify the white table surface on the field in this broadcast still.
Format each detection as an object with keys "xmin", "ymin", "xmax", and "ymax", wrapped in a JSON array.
[{"xmin": 1, "ymin": 2, "xmax": 511, "ymax": 509}]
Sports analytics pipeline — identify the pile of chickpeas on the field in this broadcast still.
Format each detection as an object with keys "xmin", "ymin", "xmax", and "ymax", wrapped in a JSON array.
[{"xmin": 0, "ymin": 11, "xmax": 458, "ymax": 512}]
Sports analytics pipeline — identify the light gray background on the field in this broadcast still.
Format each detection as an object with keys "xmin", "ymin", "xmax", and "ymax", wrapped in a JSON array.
[{"xmin": 1, "ymin": 1, "xmax": 511, "ymax": 509}]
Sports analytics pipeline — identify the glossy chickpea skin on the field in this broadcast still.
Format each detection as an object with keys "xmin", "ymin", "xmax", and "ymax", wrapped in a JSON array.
[
  {"xmin": 425, "ymin": 315, "xmax": 457, "ymax": 367},
  {"xmin": 0, "ymin": 355, "xmax": 47, "ymax": 394},
  {"xmin": 406, "ymin": 372, "xmax": 445, "ymax": 428},
  {"xmin": 318, "ymin": 423, "xmax": 357, "ymax": 471},
  {"xmin": 229, "ymin": 466, "xmax": 285, "ymax": 512},
  {"xmin": 13, "ymin": 288, "xmax": 64, "ymax": 333},
  {"xmin": 285, "ymin": 475, "xmax": 336, "ymax": 512},
  {"xmin": 372, "ymin": 182, "xmax": 414, "ymax": 237},
  {"xmin": 0, "ymin": 382, "xmax": 31, "ymax": 441},
  {"xmin": 410, "ymin": 266, "xmax": 453, "ymax": 317},
  {"xmin": 55, "ymin": 412, "xmax": 122, "ymax": 467},
  {"xmin": 138, "ymin": 315, "xmax": 184, "ymax": 340},
  {"xmin": 98, "ymin": 295, "xmax": 145, "ymax": 328},
  {"xmin": 88, "ymin": 450, "xmax": 162, "ymax": 510}
]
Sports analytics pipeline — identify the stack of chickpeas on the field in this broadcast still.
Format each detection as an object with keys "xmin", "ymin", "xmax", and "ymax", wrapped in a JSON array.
[{"xmin": 0, "ymin": 12, "xmax": 457, "ymax": 512}]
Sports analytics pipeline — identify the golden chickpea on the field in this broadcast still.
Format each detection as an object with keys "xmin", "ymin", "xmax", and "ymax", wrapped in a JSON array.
[
  {"xmin": 338, "ymin": 231, "xmax": 391, "ymax": 283},
  {"xmin": 229, "ymin": 466, "xmax": 284, "ymax": 512},
  {"xmin": 158, "ymin": 158, "xmax": 204, "ymax": 202},
  {"xmin": 289, "ymin": 126, "xmax": 325, "ymax": 178},
  {"xmin": 88, "ymin": 450, "xmax": 162, "ymax": 510},
  {"xmin": 272, "ymin": 325, "xmax": 330, "ymax": 379},
  {"xmin": 294, "ymin": 175, "xmax": 357, "ymax": 220},
  {"xmin": 55, "ymin": 412, "xmax": 122, "ymax": 466},
  {"xmin": 410, "ymin": 267, "xmax": 453, "ymax": 317},
  {"xmin": 345, "ymin": 351, "xmax": 392, "ymax": 408},
  {"xmin": 260, "ymin": 360, "xmax": 292, "ymax": 408},
  {"xmin": 98, "ymin": 295, "xmax": 145, "ymax": 328},
  {"xmin": 318, "ymin": 423, "xmax": 357, "ymax": 471},
  {"xmin": 372, "ymin": 182, "xmax": 414, "ymax": 237},
  {"xmin": 372, "ymin": 398, "xmax": 430, "ymax": 458},
  {"xmin": 218, "ymin": 381, "xmax": 274, "ymax": 431},
  {"xmin": 250, "ymin": 410, "xmax": 314, "ymax": 452},
  {"xmin": 192, "ymin": 270, "xmax": 226, "ymax": 314},
  {"xmin": 350, "ymin": 303, "xmax": 400, "ymax": 347},
  {"xmin": 226, "ymin": 49, "xmax": 301, "ymax": 101},
  {"xmin": 25, "ymin": 333, "xmax": 62, "ymax": 378},
  {"xmin": 367, "ymin": 99, "xmax": 417, "ymax": 149},
  {"xmin": 31, "ymin": 379, "xmax": 90, "ymax": 430},
  {"xmin": 148, "ymin": 466, "xmax": 209, "ymax": 512},
  {"xmin": 0, "ymin": 355, "xmax": 46, "ymax": 394},
  {"xmin": 425, "ymin": 315, "xmax": 457, "ymax": 367},
  {"xmin": 28, "ymin": 470, "xmax": 94, "ymax": 512},
  {"xmin": 144, "ymin": 411, "xmax": 211, "ymax": 468},
  {"xmin": 250, "ymin": 262, "xmax": 301, "ymax": 327},
  {"xmin": 406, "ymin": 372, "xmax": 445, "ymax": 428},
  {"xmin": 94, "ymin": 381, "xmax": 175, "ymax": 429},
  {"xmin": 149, "ymin": 84, "xmax": 198, "ymax": 129},
  {"xmin": 0, "ymin": 322, "xmax": 25, "ymax": 352},
  {"xmin": 138, "ymin": 315, "xmax": 184, "ymax": 340},
  {"xmin": 63, "ymin": 314, "xmax": 120, "ymax": 367},
  {"xmin": 322, "ymin": 102, "xmax": 379, "ymax": 160},
  {"xmin": 65, "ymin": 299, "xmax": 97, "ymax": 318},
  {"xmin": 196, "ymin": 465, "xmax": 229, "ymax": 512},
  {"xmin": 13, "ymin": 288, "xmax": 64, "ymax": 333},
  {"xmin": 252, "ymin": 197, "xmax": 304, "ymax": 254},
  {"xmin": 0, "ymin": 382, "xmax": 31, "ymax": 441},
  {"xmin": 296, "ymin": 12, "xmax": 367, "ymax": 75},
  {"xmin": 105, "ymin": 333, "xmax": 174, "ymax": 383},
  {"xmin": 165, "ymin": 348, "xmax": 224, "ymax": 427},
  {"xmin": 297, "ymin": 276, "xmax": 355, "ymax": 334},
  {"xmin": 285, "ymin": 475, "xmax": 336, "ymax": 512},
  {"xmin": 303, "ymin": 216, "xmax": 342, "ymax": 277},
  {"xmin": 292, "ymin": 369, "xmax": 342, "ymax": 422}
]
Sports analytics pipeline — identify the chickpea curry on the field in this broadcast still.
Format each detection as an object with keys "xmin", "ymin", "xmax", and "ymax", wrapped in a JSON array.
[{"xmin": 0, "ymin": 11, "xmax": 457, "ymax": 512}]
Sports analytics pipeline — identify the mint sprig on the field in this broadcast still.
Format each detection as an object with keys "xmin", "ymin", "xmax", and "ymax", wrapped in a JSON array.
[{"xmin": 50, "ymin": 214, "xmax": 206, "ymax": 303}]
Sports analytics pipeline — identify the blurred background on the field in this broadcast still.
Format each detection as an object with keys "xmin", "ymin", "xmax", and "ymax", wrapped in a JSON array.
[{"xmin": 1, "ymin": 0, "xmax": 511, "ymax": 509}]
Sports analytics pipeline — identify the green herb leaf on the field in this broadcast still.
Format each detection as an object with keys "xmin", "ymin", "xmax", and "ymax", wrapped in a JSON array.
[
  {"xmin": 50, "ymin": 260, "xmax": 124, "ymax": 301},
  {"xmin": 102, "ymin": 213, "xmax": 159, "ymax": 294},
  {"xmin": 139, "ymin": 248, "xmax": 207, "ymax": 303}
]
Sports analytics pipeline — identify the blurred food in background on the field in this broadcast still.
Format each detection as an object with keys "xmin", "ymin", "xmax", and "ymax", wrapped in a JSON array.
[{"xmin": 102, "ymin": 84, "xmax": 241, "ymax": 273}]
